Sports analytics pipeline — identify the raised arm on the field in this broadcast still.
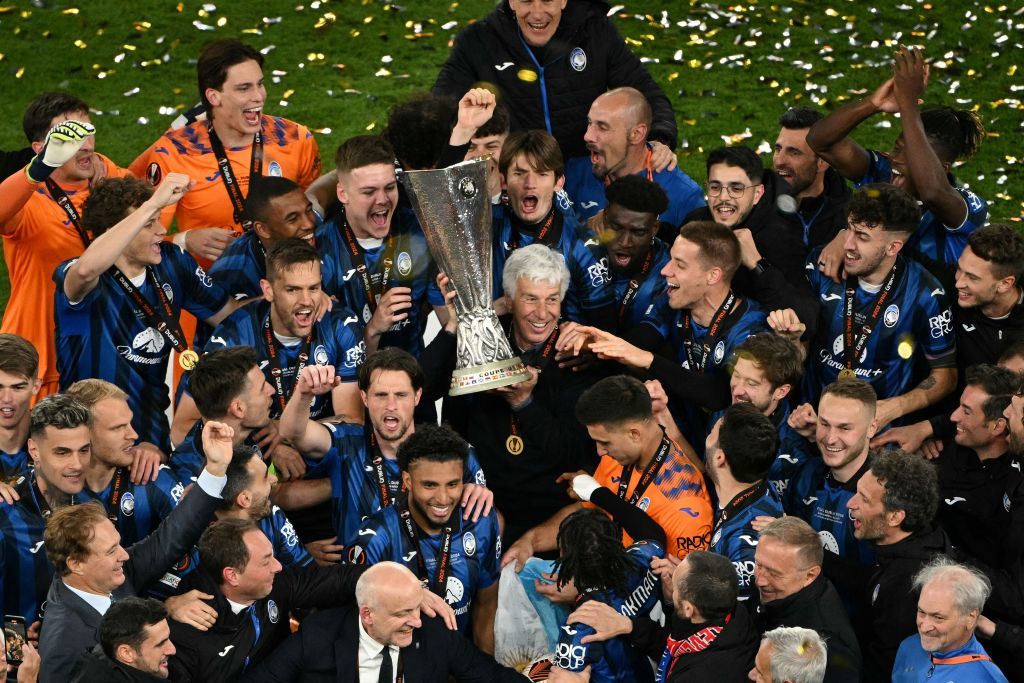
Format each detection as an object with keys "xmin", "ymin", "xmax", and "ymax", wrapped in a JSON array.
[
  {"xmin": 63, "ymin": 172, "xmax": 192, "ymax": 302},
  {"xmin": 278, "ymin": 365, "xmax": 339, "ymax": 458}
]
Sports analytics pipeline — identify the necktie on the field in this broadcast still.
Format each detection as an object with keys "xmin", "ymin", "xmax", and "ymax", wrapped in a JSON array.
[{"xmin": 378, "ymin": 645, "xmax": 393, "ymax": 683}]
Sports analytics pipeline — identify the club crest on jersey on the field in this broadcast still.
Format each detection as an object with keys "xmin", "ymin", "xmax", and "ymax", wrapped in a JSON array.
[
  {"xmin": 267, "ymin": 599, "xmax": 279, "ymax": 623},
  {"xmin": 363, "ymin": 303, "xmax": 373, "ymax": 323},
  {"xmin": 463, "ymin": 532, "xmax": 477, "ymax": 557},
  {"xmin": 713, "ymin": 341, "xmax": 726, "ymax": 364},
  {"xmin": 397, "ymin": 251, "xmax": 413, "ymax": 277},
  {"xmin": 146, "ymin": 162, "xmax": 162, "ymax": 186},
  {"xmin": 314, "ymin": 344, "xmax": 330, "ymax": 366},
  {"xmin": 162, "ymin": 282, "xmax": 174, "ymax": 303},
  {"xmin": 637, "ymin": 496, "xmax": 651, "ymax": 512},
  {"xmin": 883, "ymin": 304, "xmax": 899, "ymax": 328},
  {"xmin": 120, "ymin": 492, "xmax": 136, "ymax": 517},
  {"xmin": 711, "ymin": 528, "xmax": 722, "ymax": 547},
  {"xmin": 818, "ymin": 530, "xmax": 839, "ymax": 555},
  {"xmin": 872, "ymin": 583, "xmax": 880, "ymax": 605},
  {"xmin": 268, "ymin": 160, "xmax": 282, "ymax": 177},
  {"xmin": 445, "ymin": 576, "xmax": 465, "ymax": 605},
  {"xmin": 1005, "ymin": 493, "xmax": 1012, "ymax": 512},
  {"xmin": 569, "ymin": 47, "xmax": 587, "ymax": 71}
]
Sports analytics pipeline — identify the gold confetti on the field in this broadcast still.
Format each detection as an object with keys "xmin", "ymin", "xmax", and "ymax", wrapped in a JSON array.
[{"xmin": 517, "ymin": 69, "xmax": 538, "ymax": 83}]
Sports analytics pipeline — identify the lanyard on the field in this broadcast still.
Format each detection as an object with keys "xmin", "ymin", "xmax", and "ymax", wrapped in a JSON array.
[
  {"xmin": 368, "ymin": 431, "xmax": 399, "ymax": 509},
  {"xmin": 842, "ymin": 259, "xmax": 903, "ymax": 374},
  {"xmin": 508, "ymin": 209, "xmax": 557, "ymax": 251},
  {"xmin": 507, "ymin": 326, "xmax": 559, "ymax": 453},
  {"xmin": 713, "ymin": 481, "xmax": 767, "ymax": 539},
  {"xmin": 617, "ymin": 434, "xmax": 672, "ymax": 507},
  {"xmin": 242, "ymin": 604, "xmax": 263, "ymax": 671},
  {"xmin": 930, "ymin": 653, "xmax": 992, "ymax": 667},
  {"xmin": 29, "ymin": 476, "xmax": 53, "ymax": 520},
  {"xmin": 617, "ymin": 247, "xmax": 655, "ymax": 324},
  {"xmin": 796, "ymin": 197, "xmax": 827, "ymax": 246},
  {"xmin": 262, "ymin": 313, "xmax": 313, "ymax": 415},
  {"xmin": 340, "ymin": 216, "xmax": 398, "ymax": 315},
  {"xmin": 44, "ymin": 178, "xmax": 91, "ymax": 247},
  {"xmin": 106, "ymin": 467, "xmax": 128, "ymax": 523},
  {"xmin": 399, "ymin": 502, "xmax": 454, "ymax": 596},
  {"xmin": 682, "ymin": 291, "xmax": 738, "ymax": 372},
  {"xmin": 604, "ymin": 148, "xmax": 655, "ymax": 186},
  {"xmin": 109, "ymin": 266, "xmax": 189, "ymax": 354},
  {"xmin": 207, "ymin": 123, "xmax": 263, "ymax": 232}
]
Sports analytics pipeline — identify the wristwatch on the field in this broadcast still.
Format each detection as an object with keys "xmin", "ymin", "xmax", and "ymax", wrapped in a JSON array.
[{"xmin": 752, "ymin": 258, "xmax": 770, "ymax": 276}]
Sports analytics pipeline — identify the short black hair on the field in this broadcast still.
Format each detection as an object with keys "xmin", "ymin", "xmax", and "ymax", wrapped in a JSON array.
[
  {"xmin": 848, "ymin": 183, "xmax": 920, "ymax": 234},
  {"xmin": 99, "ymin": 597, "xmax": 168, "ymax": 660},
  {"xmin": 778, "ymin": 106, "xmax": 823, "ymax": 130},
  {"xmin": 245, "ymin": 176, "xmax": 304, "ymax": 225},
  {"xmin": 554, "ymin": 508, "xmax": 635, "ymax": 595},
  {"xmin": 677, "ymin": 551, "xmax": 738, "ymax": 621},
  {"xmin": 869, "ymin": 449, "xmax": 939, "ymax": 534},
  {"xmin": 964, "ymin": 364, "xmax": 1019, "ymax": 422},
  {"xmin": 705, "ymin": 145, "xmax": 764, "ymax": 185},
  {"xmin": 189, "ymin": 346, "xmax": 260, "ymax": 419},
  {"xmin": 29, "ymin": 393, "xmax": 90, "ymax": 439},
  {"xmin": 197, "ymin": 39, "xmax": 264, "ymax": 116},
  {"xmin": 357, "ymin": 347, "xmax": 424, "ymax": 393},
  {"xmin": 82, "ymin": 177, "xmax": 155, "ymax": 238},
  {"xmin": 718, "ymin": 403, "xmax": 779, "ymax": 483},
  {"xmin": 221, "ymin": 444, "xmax": 264, "ymax": 511},
  {"xmin": 397, "ymin": 422, "xmax": 468, "ymax": 473},
  {"xmin": 966, "ymin": 224, "xmax": 1024, "ymax": 282},
  {"xmin": 382, "ymin": 92, "xmax": 458, "ymax": 171},
  {"xmin": 265, "ymin": 237, "xmax": 321, "ymax": 282},
  {"xmin": 575, "ymin": 375, "xmax": 652, "ymax": 428},
  {"xmin": 22, "ymin": 91, "xmax": 90, "ymax": 143},
  {"xmin": 199, "ymin": 518, "xmax": 259, "ymax": 586},
  {"xmin": 920, "ymin": 106, "xmax": 984, "ymax": 162},
  {"xmin": 605, "ymin": 175, "xmax": 669, "ymax": 217}
]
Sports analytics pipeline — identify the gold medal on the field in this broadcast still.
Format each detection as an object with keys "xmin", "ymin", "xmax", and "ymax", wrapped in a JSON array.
[
  {"xmin": 178, "ymin": 349, "xmax": 200, "ymax": 371},
  {"xmin": 838, "ymin": 368, "xmax": 857, "ymax": 380},
  {"xmin": 506, "ymin": 435, "xmax": 524, "ymax": 455}
]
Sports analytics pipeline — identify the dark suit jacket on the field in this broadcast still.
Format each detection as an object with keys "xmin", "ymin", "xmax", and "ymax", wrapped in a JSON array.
[
  {"xmin": 241, "ymin": 606, "xmax": 526, "ymax": 683},
  {"xmin": 37, "ymin": 484, "xmax": 221, "ymax": 682}
]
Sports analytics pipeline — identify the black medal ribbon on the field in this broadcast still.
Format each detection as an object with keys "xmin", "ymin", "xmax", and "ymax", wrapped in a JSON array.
[
  {"xmin": 262, "ymin": 313, "xmax": 313, "ymax": 414},
  {"xmin": 842, "ymin": 259, "xmax": 904, "ymax": 374},
  {"xmin": 340, "ymin": 215, "xmax": 398, "ymax": 316},
  {"xmin": 109, "ymin": 266, "xmax": 189, "ymax": 354},
  {"xmin": 399, "ymin": 500, "xmax": 453, "ymax": 597},
  {"xmin": 106, "ymin": 467, "xmax": 128, "ymax": 523},
  {"xmin": 207, "ymin": 123, "xmax": 263, "ymax": 232},
  {"xmin": 616, "ymin": 433, "xmax": 672, "ymax": 506},
  {"xmin": 508, "ymin": 208, "xmax": 559, "ymax": 251},
  {"xmin": 617, "ymin": 247, "xmax": 655, "ymax": 324},
  {"xmin": 45, "ymin": 178, "xmax": 91, "ymax": 247},
  {"xmin": 682, "ymin": 291, "xmax": 739, "ymax": 372},
  {"xmin": 507, "ymin": 324, "xmax": 559, "ymax": 443}
]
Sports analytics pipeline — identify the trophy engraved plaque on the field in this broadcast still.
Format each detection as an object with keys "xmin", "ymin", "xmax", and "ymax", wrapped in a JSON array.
[{"xmin": 401, "ymin": 158, "xmax": 531, "ymax": 395}]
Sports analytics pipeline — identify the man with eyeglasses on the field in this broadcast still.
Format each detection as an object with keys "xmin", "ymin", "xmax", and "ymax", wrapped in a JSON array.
[{"xmin": 685, "ymin": 145, "xmax": 819, "ymax": 335}]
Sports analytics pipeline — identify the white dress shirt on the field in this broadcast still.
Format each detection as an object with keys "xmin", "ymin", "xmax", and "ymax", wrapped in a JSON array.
[{"xmin": 357, "ymin": 618, "xmax": 399, "ymax": 683}]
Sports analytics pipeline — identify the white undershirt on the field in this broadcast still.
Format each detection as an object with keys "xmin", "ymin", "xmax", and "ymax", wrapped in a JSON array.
[
  {"xmin": 273, "ymin": 331, "xmax": 302, "ymax": 347},
  {"xmin": 858, "ymin": 280, "xmax": 883, "ymax": 295},
  {"xmin": 357, "ymin": 237, "xmax": 384, "ymax": 250},
  {"xmin": 357, "ymin": 618, "xmax": 398, "ymax": 683},
  {"xmin": 65, "ymin": 585, "xmax": 112, "ymax": 616}
]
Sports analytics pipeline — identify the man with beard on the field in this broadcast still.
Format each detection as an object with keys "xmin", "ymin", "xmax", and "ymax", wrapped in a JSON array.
[
  {"xmin": 783, "ymin": 379, "xmax": 879, "ymax": 595},
  {"xmin": 180, "ymin": 238, "xmax": 365, "ymax": 459},
  {"xmin": 0, "ymin": 93, "xmax": 129, "ymax": 401},
  {"xmin": 55, "ymin": 175, "xmax": 244, "ymax": 453},
  {"xmin": 705, "ymin": 404, "xmax": 784, "ymax": 601},
  {"xmin": 277, "ymin": 350, "xmax": 492, "ymax": 555},
  {"xmin": 809, "ymin": 47, "xmax": 986, "ymax": 269},
  {"xmin": 582, "ymin": 176, "xmax": 672, "ymax": 334},
  {"xmin": 0, "ymin": 334, "xmax": 42, "ymax": 482},
  {"xmin": 71, "ymin": 597, "xmax": 177, "ymax": 681},
  {"xmin": 0, "ymin": 395, "xmax": 91, "ymax": 627},
  {"xmin": 685, "ymin": 145, "xmax": 817, "ymax": 330},
  {"xmin": 37, "ymin": 420, "xmax": 236, "ymax": 681},
  {"xmin": 793, "ymin": 183, "xmax": 957, "ymax": 429},
  {"xmin": 349, "ymin": 424, "xmax": 501, "ymax": 649},
  {"xmin": 325, "ymin": 135, "xmax": 448, "ymax": 359},
  {"xmin": 563, "ymin": 87, "xmax": 704, "ymax": 242},
  {"xmin": 492, "ymin": 130, "xmax": 615, "ymax": 328},
  {"xmin": 772, "ymin": 107, "xmax": 851, "ymax": 249},
  {"xmin": 846, "ymin": 449, "xmax": 948, "ymax": 678},
  {"xmin": 752, "ymin": 517, "xmax": 862, "ymax": 683},
  {"xmin": 67, "ymin": 380, "xmax": 182, "ymax": 547}
]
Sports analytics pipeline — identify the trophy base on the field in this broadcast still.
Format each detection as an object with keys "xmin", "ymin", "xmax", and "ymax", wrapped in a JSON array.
[{"xmin": 450, "ymin": 358, "xmax": 532, "ymax": 396}]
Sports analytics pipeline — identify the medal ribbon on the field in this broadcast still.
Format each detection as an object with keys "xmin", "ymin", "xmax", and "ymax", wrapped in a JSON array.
[
  {"xmin": 617, "ymin": 247, "xmax": 655, "ymax": 324},
  {"xmin": 45, "ymin": 178, "xmax": 91, "ymax": 247},
  {"xmin": 340, "ymin": 216, "xmax": 398, "ymax": 316},
  {"xmin": 399, "ymin": 501, "xmax": 454, "ymax": 596},
  {"xmin": 508, "ymin": 208, "xmax": 558, "ymax": 251},
  {"xmin": 682, "ymin": 291, "xmax": 738, "ymax": 372},
  {"xmin": 109, "ymin": 266, "xmax": 189, "ymax": 354},
  {"xmin": 207, "ymin": 123, "xmax": 263, "ymax": 232},
  {"xmin": 842, "ymin": 259, "xmax": 903, "ymax": 374},
  {"xmin": 262, "ymin": 313, "xmax": 313, "ymax": 414},
  {"xmin": 106, "ymin": 467, "xmax": 128, "ymax": 523},
  {"xmin": 507, "ymin": 326, "xmax": 559, "ymax": 445},
  {"xmin": 617, "ymin": 434, "xmax": 672, "ymax": 506}
]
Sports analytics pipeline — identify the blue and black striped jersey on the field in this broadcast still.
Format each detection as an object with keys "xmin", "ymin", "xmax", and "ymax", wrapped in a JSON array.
[
  {"xmin": 53, "ymin": 244, "xmax": 229, "ymax": 451},
  {"xmin": 0, "ymin": 472, "xmax": 57, "ymax": 622},
  {"xmin": 78, "ymin": 466, "xmax": 185, "ymax": 548},
  {"xmin": 586, "ymin": 236, "xmax": 670, "ymax": 332},
  {"xmin": 709, "ymin": 481, "xmax": 784, "ymax": 601},
  {"xmin": 0, "ymin": 443, "xmax": 30, "ymax": 483}
]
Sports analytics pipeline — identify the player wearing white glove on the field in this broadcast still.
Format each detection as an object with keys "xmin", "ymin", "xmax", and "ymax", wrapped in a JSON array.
[{"xmin": 25, "ymin": 120, "xmax": 96, "ymax": 183}]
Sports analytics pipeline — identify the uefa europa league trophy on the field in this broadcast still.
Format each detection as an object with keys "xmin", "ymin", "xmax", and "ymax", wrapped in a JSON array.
[{"xmin": 401, "ymin": 158, "xmax": 531, "ymax": 395}]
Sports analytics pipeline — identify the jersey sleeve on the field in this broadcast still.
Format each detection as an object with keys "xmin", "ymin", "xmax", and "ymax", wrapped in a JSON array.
[
  {"xmin": 477, "ymin": 511, "xmax": 502, "ymax": 591},
  {"xmin": 856, "ymin": 150, "xmax": 892, "ymax": 186},
  {"xmin": 555, "ymin": 610, "xmax": 604, "ymax": 672},
  {"xmin": 638, "ymin": 291, "xmax": 675, "ymax": 338},
  {"xmin": 569, "ymin": 239, "xmax": 614, "ymax": 312},
  {"xmin": 294, "ymin": 125, "xmax": 322, "ymax": 189},
  {"xmin": 915, "ymin": 278, "xmax": 957, "ymax": 362},
  {"xmin": 464, "ymin": 447, "xmax": 487, "ymax": 487},
  {"xmin": 269, "ymin": 507, "xmax": 314, "ymax": 568},
  {"xmin": 129, "ymin": 136, "xmax": 180, "ymax": 229},
  {"xmin": 171, "ymin": 246, "xmax": 230, "ymax": 321},
  {"xmin": 349, "ymin": 516, "xmax": 392, "ymax": 566},
  {"xmin": 330, "ymin": 309, "xmax": 366, "ymax": 382},
  {"xmin": 946, "ymin": 187, "xmax": 988, "ymax": 232}
]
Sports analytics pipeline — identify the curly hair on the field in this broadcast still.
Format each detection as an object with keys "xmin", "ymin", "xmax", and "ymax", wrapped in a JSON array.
[
  {"xmin": 553, "ymin": 508, "xmax": 635, "ymax": 595},
  {"xmin": 921, "ymin": 106, "xmax": 984, "ymax": 162},
  {"xmin": 82, "ymin": 177, "xmax": 154, "ymax": 238},
  {"xmin": 396, "ymin": 422, "xmax": 469, "ymax": 472},
  {"xmin": 869, "ymin": 448, "xmax": 939, "ymax": 533},
  {"xmin": 847, "ymin": 183, "xmax": 920, "ymax": 234},
  {"xmin": 605, "ymin": 175, "xmax": 669, "ymax": 217},
  {"xmin": 966, "ymin": 224, "xmax": 1024, "ymax": 282}
]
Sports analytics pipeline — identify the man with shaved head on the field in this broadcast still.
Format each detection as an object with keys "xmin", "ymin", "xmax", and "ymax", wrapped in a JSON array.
[
  {"xmin": 564, "ymin": 87, "xmax": 704, "ymax": 242},
  {"xmin": 244, "ymin": 562, "xmax": 524, "ymax": 682}
]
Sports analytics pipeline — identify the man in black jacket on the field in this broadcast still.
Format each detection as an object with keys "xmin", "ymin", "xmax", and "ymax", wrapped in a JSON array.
[
  {"xmin": 167, "ymin": 520, "xmax": 455, "ymax": 681},
  {"xmin": 71, "ymin": 597, "xmax": 176, "ymax": 682},
  {"xmin": 752, "ymin": 517, "xmax": 862, "ymax": 683},
  {"xmin": 846, "ymin": 448, "xmax": 948, "ymax": 679},
  {"xmin": 240, "ymin": 562, "xmax": 524, "ymax": 683},
  {"xmin": 432, "ymin": 0, "xmax": 676, "ymax": 160},
  {"xmin": 37, "ymin": 421, "xmax": 236, "ymax": 682}
]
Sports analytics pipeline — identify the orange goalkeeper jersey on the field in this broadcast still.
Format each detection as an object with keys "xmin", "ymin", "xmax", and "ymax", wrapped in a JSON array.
[{"xmin": 0, "ymin": 155, "xmax": 129, "ymax": 391}]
